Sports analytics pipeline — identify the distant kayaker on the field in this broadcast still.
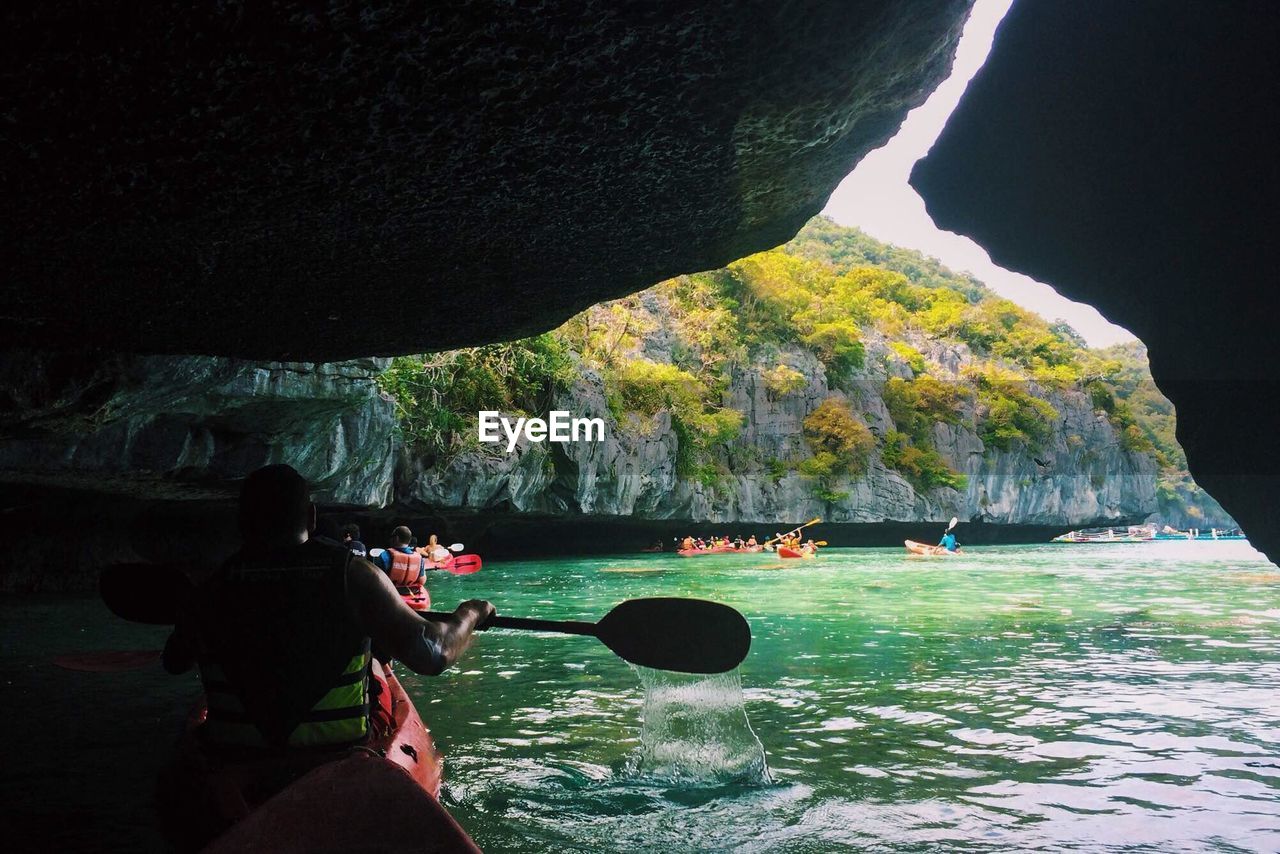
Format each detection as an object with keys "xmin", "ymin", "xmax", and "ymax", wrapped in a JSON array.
[
  {"xmin": 420, "ymin": 533, "xmax": 452, "ymax": 563},
  {"xmin": 681, "ymin": 536, "xmax": 695, "ymax": 550},
  {"xmin": 340, "ymin": 523, "xmax": 367, "ymax": 558},
  {"xmin": 746, "ymin": 535, "xmax": 758, "ymax": 548},
  {"xmin": 938, "ymin": 530, "xmax": 959, "ymax": 552},
  {"xmin": 159, "ymin": 465, "xmax": 493, "ymax": 850}
]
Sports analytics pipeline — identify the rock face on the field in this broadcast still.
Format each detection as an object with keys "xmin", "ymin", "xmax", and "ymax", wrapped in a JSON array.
[
  {"xmin": 404, "ymin": 335, "xmax": 1157, "ymax": 528},
  {"xmin": 0, "ymin": 352, "xmax": 397, "ymax": 506},
  {"xmin": 2, "ymin": 0, "xmax": 972, "ymax": 361},
  {"xmin": 910, "ymin": 0, "xmax": 1279, "ymax": 562},
  {"xmin": 0, "ymin": 337, "xmax": 1154, "ymax": 591}
]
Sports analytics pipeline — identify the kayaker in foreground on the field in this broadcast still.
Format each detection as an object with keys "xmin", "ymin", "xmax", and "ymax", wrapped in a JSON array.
[
  {"xmin": 159, "ymin": 465, "xmax": 494, "ymax": 851},
  {"xmin": 938, "ymin": 529, "xmax": 959, "ymax": 553}
]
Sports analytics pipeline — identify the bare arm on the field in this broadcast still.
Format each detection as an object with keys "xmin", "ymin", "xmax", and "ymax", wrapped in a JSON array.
[{"xmin": 346, "ymin": 557, "xmax": 494, "ymax": 675}]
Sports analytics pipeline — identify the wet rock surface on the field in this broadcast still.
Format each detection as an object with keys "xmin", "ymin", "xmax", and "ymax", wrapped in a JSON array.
[{"xmin": 0, "ymin": 351, "xmax": 397, "ymax": 506}]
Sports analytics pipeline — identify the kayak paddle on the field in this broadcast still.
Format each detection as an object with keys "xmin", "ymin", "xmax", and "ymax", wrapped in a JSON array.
[
  {"xmin": 425, "ymin": 597, "xmax": 751, "ymax": 675},
  {"xmin": 101, "ymin": 562, "xmax": 191, "ymax": 625},
  {"xmin": 763, "ymin": 517, "xmax": 821, "ymax": 547},
  {"xmin": 53, "ymin": 650, "xmax": 162, "ymax": 672},
  {"xmin": 101, "ymin": 565, "xmax": 749, "ymax": 674}
]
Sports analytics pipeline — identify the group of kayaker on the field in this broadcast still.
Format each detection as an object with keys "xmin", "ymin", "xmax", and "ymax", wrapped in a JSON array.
[
  {"xmin": 678, "ymin": 534, "xmax": 762, "ymax": 552},
  {"xmin": 158, "ymin": 465, "xmax": 495, "ymax": 851},
  {"xmin": 340, "ymin": 523, "xmax": 454, "ymax": 586},
  {"xmin": 675, "ymin": 525, "xmax": 821, "ymax": 557}
]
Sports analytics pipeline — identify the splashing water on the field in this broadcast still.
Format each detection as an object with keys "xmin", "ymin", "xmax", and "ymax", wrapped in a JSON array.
[{"xmin": 622, "ymin": 666, "xmax": 772, "ymax": 785}]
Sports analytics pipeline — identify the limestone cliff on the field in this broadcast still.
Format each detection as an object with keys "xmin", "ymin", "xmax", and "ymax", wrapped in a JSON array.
[
  {"xmin": 403, "ymin": 331, "xmax": 1156, "ymax": 528},
  {"xmin": 0, "ymin": 351, "xmax": 397, "ymax": 507}
]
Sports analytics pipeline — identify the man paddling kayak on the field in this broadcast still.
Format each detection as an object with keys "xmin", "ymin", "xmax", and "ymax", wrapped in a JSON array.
[
  {"xmin": 938, "ymin": 517, "xmax": 960, "ymax": 552},
  {"xmin": 419, "ymin": 533, "xmax": 453, "ymax": 563},
  {"xmin": 159, "ymin": 465, "xmax": 494, "ymax": 850}
]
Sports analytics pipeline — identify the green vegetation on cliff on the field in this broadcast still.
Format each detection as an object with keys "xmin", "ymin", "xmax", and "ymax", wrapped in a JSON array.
[
  {"xmin": 1091, "ymin": 342, "xmax": 1235, "ymax": 527},
  {"xmin": 376, "ymin": 335, "xmax": 575, "ymax": 457},
  {"xmin": 379, "ymin": 217, "xmax": 1206, "ymax": 516}
]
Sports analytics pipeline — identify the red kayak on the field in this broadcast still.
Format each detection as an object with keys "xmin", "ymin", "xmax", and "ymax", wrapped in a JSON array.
[
  {"xmin": 402, "ymin": 584, "xmax": 431, "ymax": 611},
  {"xmin": 199, "ymin": 671, "xmax": 480, "ymax": 853},
  {"xmin": 426, "ymin": 553, "xmax": 483, "ymax": 574},
  {"xmin": 677, "ymin": 546, "xmax": 739, "ymax": 557},
  {"xmin": 777, "ymin": 547, "xmax": 817, "ymax": 559}
]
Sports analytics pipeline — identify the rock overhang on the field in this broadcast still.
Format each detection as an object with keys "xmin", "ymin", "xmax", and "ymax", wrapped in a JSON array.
[
  {"xmin": 910, "ymin": 0, "xmax": 1279, "ymax": 563},
  {"xmin": 1, "ymin": 0, "xmax": 973, "ymax": 361}
]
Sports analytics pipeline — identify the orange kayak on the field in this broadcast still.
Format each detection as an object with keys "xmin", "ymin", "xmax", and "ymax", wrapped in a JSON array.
[{"xmin": 904, "ymin": 539, "xmax": 961, "ymax": 556}]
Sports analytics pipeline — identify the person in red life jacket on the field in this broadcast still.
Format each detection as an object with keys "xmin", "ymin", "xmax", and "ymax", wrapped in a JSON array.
[
  {"xmin": 377, "ymin": 525, "xmax": 430, "ymax": 590},
  {"xmin": 158, "ymin": 465, "xmax": 494, "ymax": 851}
]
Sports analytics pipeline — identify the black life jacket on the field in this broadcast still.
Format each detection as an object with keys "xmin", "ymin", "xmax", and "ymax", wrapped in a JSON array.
[{"xmin": 191, "ymin": 537, "xmax": 371, "ymax": 751}]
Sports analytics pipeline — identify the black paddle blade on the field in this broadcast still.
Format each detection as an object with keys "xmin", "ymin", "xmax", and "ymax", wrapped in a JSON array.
[
  {"xmin": 100, "ymin": 562, "xmax": 192, "ymax": 625},
  {"xmin": 595, "ymin": 597, "xmax": 751, "ymax": 674},
  {"xmin": 53, "ymin": 650, "xmax": 162, "ymax": 672}
]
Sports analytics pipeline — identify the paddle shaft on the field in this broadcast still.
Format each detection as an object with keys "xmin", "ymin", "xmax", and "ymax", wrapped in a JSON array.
[
  {"xmin": 764, "ymin": 518, "xmax": 820, "ymax": 547},
  {"xmin": 421, "ymin": 612, "xmax": 598, "ymax": 637}
]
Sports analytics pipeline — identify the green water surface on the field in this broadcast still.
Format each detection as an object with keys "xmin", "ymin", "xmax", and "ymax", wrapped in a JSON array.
[{"xmin": 2, "ymin": 541, "xmax": 1278, "ymax": 852}]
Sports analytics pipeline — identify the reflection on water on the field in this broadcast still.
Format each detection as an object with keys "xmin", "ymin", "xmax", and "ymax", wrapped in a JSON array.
[{"xmin": 2, "ymin": 541, "xmax": 1278, "ymax": 852}]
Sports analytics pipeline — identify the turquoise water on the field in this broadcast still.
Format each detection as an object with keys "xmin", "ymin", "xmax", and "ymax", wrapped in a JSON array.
[
  {"xmin": 418, "ymin": 542, "xmax": 1280, "ymax": 852},
  {"xmin": 3, "ymin": 541, "xmax": 1279, "ymax": 851}
]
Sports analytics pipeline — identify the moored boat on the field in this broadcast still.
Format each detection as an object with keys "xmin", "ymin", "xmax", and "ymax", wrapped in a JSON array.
[{"xmin": 1051, "ymin": 527, "xmax": 1154, "ymax": 543}]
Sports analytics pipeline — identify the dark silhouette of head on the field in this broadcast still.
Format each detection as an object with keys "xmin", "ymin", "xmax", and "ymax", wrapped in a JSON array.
[
  {"xmin": 238, "ymin": 464, "xmax": 313, "ymax": 545},
  {"xmin": 340, "ymin": 523, "xmax": 361, "ymax": 543},
  {"xmin": 390, "ymin": 525, "xmax": 413, "ymax": 547}
]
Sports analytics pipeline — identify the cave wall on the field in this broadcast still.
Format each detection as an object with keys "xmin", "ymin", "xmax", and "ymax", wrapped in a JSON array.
[
  {"xmin": 2, "ymin": 0, "xmax": 972, "ymax": 360},
  {"xmin": 0, "ymin": 351, "xmax": 397, "ymax": 506},
  {"xmin": 911, "ymin": 0, "xmax": 1279, "ymax": 564}
]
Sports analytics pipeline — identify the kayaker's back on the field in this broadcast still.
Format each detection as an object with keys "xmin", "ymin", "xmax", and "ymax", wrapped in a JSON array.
[{"xmin": 188, "ymin": 537, "xmax": 373, "ymax": 752}]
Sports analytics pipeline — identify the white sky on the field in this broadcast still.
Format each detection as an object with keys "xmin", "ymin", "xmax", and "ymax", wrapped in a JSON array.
[{"xmin": 821, "ymin": 0, "xmax": 1134, "ymax": 348}]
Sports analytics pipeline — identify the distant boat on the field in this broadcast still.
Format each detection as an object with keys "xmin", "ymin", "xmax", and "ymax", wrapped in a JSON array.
[
  {"xmin": 1154, "ymin": 527, "xmax": 1247, "ymax": 541},
  {"xmin": 1051, "ymin": 527, "xmax": 1154, "ymax": 543}
]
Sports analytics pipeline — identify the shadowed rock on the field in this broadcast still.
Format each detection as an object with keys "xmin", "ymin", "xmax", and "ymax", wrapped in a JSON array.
[
  {"xmin": 911, "ymin": 0, "xmax": 1279, "ymax": 562},
  {"xmin": 2, "ymin": 0, "xmax": 972, "ymax": 360}
]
